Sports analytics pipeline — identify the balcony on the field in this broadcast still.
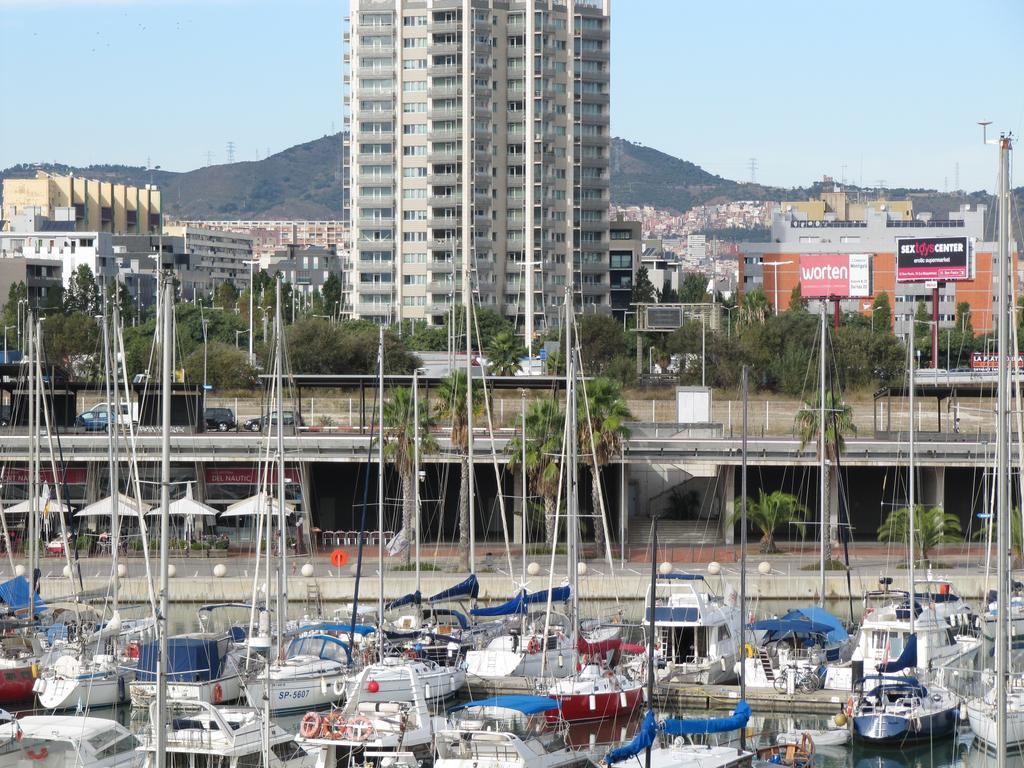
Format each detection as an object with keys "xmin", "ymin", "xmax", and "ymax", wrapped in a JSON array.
[
  {"xmin": 428, "ymin": 107, "xmax": 462, "ymax": 121},
  {"xmin": 430, "ymin": 65, "xmax": 460, "ymax": 79},
  {"xmin": 430, "ymin": 20, "xmax": 461, "ymax": 35},
  {"xmin": 429, "ymin": 172, "xmax": 461, "ymax": 186},
  {"xmin": 355, "ymin": 260, "xmax": 395, "ymax": 274},
  {"xmin": 355, "ymin": 195, "xmax": 394, "ymax": 207},
  {"xmin": 354, "ymin": 302, "xmax": 392, "ymax": 316},
  {"xmin": 357, "ymin": 282, "xmax": 394, "ymax": 295},
  {"xmin": 428, "ymin": 42, "xmax": 461, "ymax": 57},
  {"xmin": 427, "ymin": 258, "xmax": 461, "ymax": 273},
  {"xmin": 429, "ymin": 129, "xmax": 462, "ymax": 142},
  {"xmin": 428, "ymin": 194, "xmax": 458, "ymax": 206},
  {"xmin": 428, "ymin": 215, "xmax": 460, "ymax": 228},
  {"xmin": 356, "ymin": 153, "xmax": 394, "ymax": 165},
  {"xmin": 355, "ymin": 108, "xmax": 394, "ymax": 122},
  {"xmin": 429, "ymin": 238, "xmax": 458, "ymax": 251},
  {"xmin": 355, "ymin": 175, "xmax": 393, "ymax": 186},
  {"xmin": 427, "ymin": 150, "xmax": 461, "ymax": 164},
  {"xmin": 428, "ymin": 85, "xmax": 461, "ymax": 99},
  {"xmin": 426, "ymin": 301, "xmax": 454, "ymax": 315}
]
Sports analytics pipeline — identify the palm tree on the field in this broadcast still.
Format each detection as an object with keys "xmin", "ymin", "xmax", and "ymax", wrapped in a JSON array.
[
  {"xmin": 795, "ymin": 390, "xmax": 856, "ymax": 564},
  {"xmin": 383, "ymin": 387, "xmax": 437, "ymax": 565},
  {"xmin": 435, "ymin": 372, "xmax": 484, "ymax": 570},
  {"xmin": 578, "ymin": 377, "xmax": 631, "ymax": 554},
  {"xmin": 739, "ymin": 289, "xmax": 770, "ymax": 326},
  {"xmin": 487, "ymin": 330, "xmax": 525, "ymax": 377},
  {"xmin": 728, "ymin": 489, "xmax": 808, "ymax": 554},
  {"xmin": 877, "ymin": 504, "xmax": 963, "ymax": 565},
  {"xmin": 972, "ymin": 507, "xmax": 1023, "ymax": 560},
  {"xmin": 508, "ymin": 399, "xmax": 564, "ymax": 547}
]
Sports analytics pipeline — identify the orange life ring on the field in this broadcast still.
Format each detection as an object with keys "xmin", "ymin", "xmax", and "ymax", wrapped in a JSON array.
[
  {"xmin": 26, "ymin": 747, "xmax": 49, "ymax": 761},
  {"xmin": 125, "ymin": 641, "xmax": 140, "ymax": 660},
  {"xmin": 323, "ymin": 712, "xmax": 347, "ymax": 739},
  {"xmin": 299, "ymin": 712, "xmax": 322, "ymax": 739},
  {"xmin": 526, "ymin": 637, "xmax": 540, "ymax": 655},
  {"xmin": 331, "ymin": 549, "xmax": 349, "ymax": 568},
  {"xmin": 344, "ymin": 715, "xmax": 376, "ymax": 742},
  {"xmin": 403, "ymin": 648, "xmax": 419, "ymax": 660},
  {"xmin": 212, "ymin": 682, "xmax": 223, "ymax": 704}
]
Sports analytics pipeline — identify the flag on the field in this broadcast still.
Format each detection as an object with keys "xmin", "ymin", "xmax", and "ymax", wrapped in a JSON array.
[{"xmin": 385, "ymin": 528, "xmax": 410, "ymax": 557}]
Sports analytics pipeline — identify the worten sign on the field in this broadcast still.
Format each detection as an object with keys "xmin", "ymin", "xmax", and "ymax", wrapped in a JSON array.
[
  {"xmin": 896, "ymin": 236, "xmax": 972, "ymax": 282},
  {"xmin": 798, "ymin": 254, "xmax": 871, "ymax": 298}
]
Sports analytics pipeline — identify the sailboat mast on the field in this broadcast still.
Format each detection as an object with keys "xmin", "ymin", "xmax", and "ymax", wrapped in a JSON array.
[
  {"xmin": 274, "ymin": 277, "xmax": 286, "ymax": 661},
  {"xmin": 645, "ymin": 519, "xmax": 656, "ymax": 768},
  {"xmin": 413, "ymin": 369, "xmax": 421, "ymax": 595},
  {"xmin": 155, "ymin": 274, "xmax": 172, "ymax": 768},
  {"xmin": 908, "ymin": 334, "xmax": 916, "ymax": 637},
  {"xmin": 995, "ymin": 132, "xmax": 1012, "ymax": 766},
  {"xmin": 566, "ymin": 299, "xmax": 578, "ymax": 631},
  {"xmin": 27, "ymin": 317, "xmax": 36, "ymax": 621},
  {"xmin": 739, "ymin": 365, "xmax": 748, "ymax": 750},
  {"xmin": 101, "ymin": 293, "xmax": 120, "ymax": 614},
  {"xmin": 461, "ymin": 0, "xmax": 474, "ymax": 576},
  {"xmin": 818, "ymin": 300, "xmax": 826, "ymax": 607},
  {"xmin": 377, "ymin": 327, "xmax": 386, "ymax": 645},
  {"xmin": 521, "ymin": 389, "xmax": 527, "ymax": 585}
]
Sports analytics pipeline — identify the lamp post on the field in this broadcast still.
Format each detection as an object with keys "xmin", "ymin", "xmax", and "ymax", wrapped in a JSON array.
[
  {"xmin": 2, "ymin": 325, "xmax": 14, "ymax": 363},
  {"xmin": 243, "ymin": 259, "xmax": 260, "ymax": 366},
  {"xmin": 863, "ymin": 303, "xmax": 887, "ymax": 334},
  {"xmin": 764, "ymin": 259, "xmax": 794, "ymax": 316},
  {"xmin": 235, "ymin": 330, "xmax": 247, "ymax": 350},
  {"xmin": 722, "ymin": 305, "xmax": 738, "ymax": 339},
  {"xmin": 201, "ymin": 317, "xmax": 209, "ymax": 391}
]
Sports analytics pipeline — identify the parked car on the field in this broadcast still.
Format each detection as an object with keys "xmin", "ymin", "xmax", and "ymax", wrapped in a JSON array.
[
  {"xmin": 204, "ymin": 407, "xmax": 237, "ymax": 432},
  {"xmin": 243, "ymin": 410, "xmax": 305, "ymax": 432},
  {"xmin": 84, "ymin": 401, "xmax": 138, "ymax": 426},
  {"xmin": 75, "ymin": 410, "xmax": 109, "ymax": 432}
]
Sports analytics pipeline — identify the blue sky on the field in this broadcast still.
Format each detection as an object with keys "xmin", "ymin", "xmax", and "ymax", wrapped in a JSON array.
[{"xmin": 1, "ymin": 0, "xmax": 1021, "ymax": 192}]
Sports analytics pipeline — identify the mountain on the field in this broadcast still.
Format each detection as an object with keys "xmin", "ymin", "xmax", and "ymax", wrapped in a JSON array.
[{"xmin": 1, "ymin": 132, "xmax": 1012, "ymax": 222}]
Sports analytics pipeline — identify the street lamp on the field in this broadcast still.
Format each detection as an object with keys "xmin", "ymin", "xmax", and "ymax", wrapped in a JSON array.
[
  {"xmin": 722, "ymin": 305, "xmax": 739, "ymax": 339},
  {"xmin": 243, "ymin": 259, "xmax": 260, "ymax": 366},
  {"xmin": 2, "ymin": 325, "xmax": 14, "ymax": 363},
  {"xmin": 764, "ymin": 259, "xmax": 794, "ymax": 316},
  {"xmin": 201, "ymin": 317, "xmax": 209, "ymax": 391},
  {"xmin": 235, "ymin": 329, "xmax": 247, "ymax": 350},
  {"xmin": 863, "ymin": 303, "xmax": 887, "ymax": 334}
]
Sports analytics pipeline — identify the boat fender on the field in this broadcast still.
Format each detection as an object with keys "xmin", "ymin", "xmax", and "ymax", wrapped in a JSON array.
[
  {"xmin": 526, "ymin": 638, "xmax": 540, "ymax": 655},
  {"xmin": 32, "ymin": 678, "xmax": 46, "ymax": 694},
  {"xmin": 26, "ymin": 748, "xmax": 48, "ymax": 761},
  {"xmin": 212, "ymin": 682, "xmax": 223, "ymax": 704},
  {"xmin": 300, "ymin": 712, "xmax": 322, "ymax": 739},
  {"xmin": 118, "ymin": 676, "xmax": 126, "ymax": 702},
  {"xmin": 320, "ymin": 677, "xmax": 328, "ymax": 696},
  {"xmin": 845, "ymin": 696, "xmax": 854, "ymax": 717},
  {"xmin": 332, "ymin": 678, "xmax": 346, "ymax": 697},
  {"xmin": 30, "ymin": 663, "xmax": 38, "ymax": 679}
]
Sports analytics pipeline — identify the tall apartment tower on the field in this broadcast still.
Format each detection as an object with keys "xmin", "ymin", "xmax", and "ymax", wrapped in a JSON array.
[{"xmin": 344, "ymin": 0, "xmax": 611, "ymax": 343}]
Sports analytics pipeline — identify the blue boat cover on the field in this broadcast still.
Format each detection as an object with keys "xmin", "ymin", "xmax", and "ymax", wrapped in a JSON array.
[
  {"xmin": 659, "ymin": 573, "xmax": 706, "ymax": 581},
  {"xmin": 0, "ymin": 576, "xmax": 46, "ymax": 617},
  {"xmin": 298, "ymin": 622, "xmax": 376, "ymax": 636},
  {"xmin": 286, "ymin": 634, "xmax": 351, "ymax": 664},
  {"xmin": 450, "ymin": 695, "xmax": 559, "ymax": 715},
  {"xmin": 750, "ymin": 618, "xmax": 834, "ymax": 636},
  {"xmin": 662, "ymin": 700, "xmax": 751, "ymax": 736},
  {"xmin": 470, "ymin": 586, "xmax": 571, "ymax": 617},
  {"xmin": 387, "ymin": 591, "xmax": 421, "ymax": 610},
  {"xmin": 859, "ymin": 675, "xmax": 926, "ymax": 698},
  {"xmin": 876, "ymin": 633, "xmax": 917, "ymax": 674},
  {"xmin": 782, "ymin": 607, "xmax": 849, "ymax": 644},
  {"xmin": 136, "ymin": 637, "xmax": 224, "ymax": 683},
  {"xmin": 606, "ymin": 709, "xmax": 657, "ymax": 765},
  {"xmin": 425, "ymin": 608, "xmax": 469, "ymax": 629},
  {"xmin": 429, "ymin": 574, "xmax": 480, "ymax": 603}
]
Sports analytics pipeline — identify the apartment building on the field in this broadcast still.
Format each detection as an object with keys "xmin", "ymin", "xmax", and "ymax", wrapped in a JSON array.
[
  {"xmin": 177, "ymin": 220, "xmax": 349, "ymax": 258},
  {"xmin": 2, "ymin": 172, "xmax": 162, "ymax": 235},
  {"xmin": 345, "ymin": 0, "xmax": 611, "ymax": 342},
  {"xmin": 161, "ymin": 225, "xmax": 255, "ymax": 294}
]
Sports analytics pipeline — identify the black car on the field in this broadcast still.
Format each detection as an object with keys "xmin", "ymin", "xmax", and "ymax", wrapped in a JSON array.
[
  {"xmin": 204, "ymin": 407, "xmax": 237, "ymax": 432},
  {"xmin": 244, "ymin": 410, "xmax": 304, "ymax": 432}
]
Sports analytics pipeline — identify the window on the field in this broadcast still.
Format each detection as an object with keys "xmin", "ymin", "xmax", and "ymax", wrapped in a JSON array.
[
  {"xmin": 403, "ymin": 275, "xmax": 426, "ymax": 285},
  {"xmin": 403, "ymin": 189, "xmax": 427, "ymax": 199},
  {"xmin": 403, "ymin": 145, "xmax": 426, "ymax": 156},
  {"xmin": 403, "ymin": 124, "xmax": 427, "ymax": 135},
  {"xmin": 403, "ymin": 167, "xmax": 427, "ymax": 177},
  {"xmin": 403, "ymin": 211, "xmax": 427, "ymax": 221},
  {"xmin": 404, "ymin": 37, "xmax": 427, "ymax": 48},
  {"xmin": 403, "ymin": 14, "xmax": 427, "ymax": 26},
  {"xmin": 403, "ymin": 102, "xmax": 427, "ymax": 113},
  {"xmin": 404, "ymin": 232, "xmax": 427, "ymax": 242},
  {"xmin": 402, "ymin": 81, "xmax": 427, "ymax": 92},
  {"xmin": 403, "ymin": 58, "xmax": 427, "ymax": 70},
  {"xmin": 403, "ymin": 252, "xmax": 427, "ymax": 263},
  {"xmin": 610, "ymin": 253, "xmax": 632, "ymax": 269}
]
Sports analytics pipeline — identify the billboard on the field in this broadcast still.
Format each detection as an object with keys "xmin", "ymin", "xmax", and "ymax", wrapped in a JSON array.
[
  {"xmin": 896, "ymin": 236, "xmax": 972, "ymax": 282},
  {"xmin": 798, "ymin": 254, "xmax": 871, "ymax": 298},
  {"xmin": 970, "ymin": 352, "xmax": 1024, "ymax": 371}
]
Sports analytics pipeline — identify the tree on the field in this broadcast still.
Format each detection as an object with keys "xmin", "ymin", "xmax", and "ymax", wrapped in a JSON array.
[
  {"xmin": 795, "ymin": 390, "xmax": 856, "ymax": 563},
  {"xmin": 729, "ymin": 489, "xmax": 808, "ymax": 553},
  {"xmin": 64, "ymin": 264, "xmax": 100, "ymax": 315},
  {"xmin": 578, "ymin": 378, "xmax": 631, "ymax": 553},
  {"xmin": 2, "ymin": 282, "xmax": 27, "ymax": 348},
  {"xmin": 183, "ymin": 342, "xmax": 257, "ymax": 390},
  {"xmin": 658, "ymin": 286, "xmax": 679, "ymax": 303},
  {"xmin": 913, "ymin": 300, "xmax": 931, "ymax": 365},
  {"xmin": 787, "ymin": 284, "xmax": 805, "ymax": 312},
  {"xmin": 632, "ymin": 265, "xmax": 657, "ymax": 305},
  {"xmin": 214, "ymin": 282, "xmax": 239, "ymax": 312},
  {"xmin": 876, "ymin": 504, "xmax": 962, "ymax": 565},
  {"xmin": 42, "ymin": 312, "xmax": 101, "ymax": 379},
  {"xmin": 286, "ymin": 318, "xmax": 418, "ymax": 375},
  {"xmin": 679, "ymin": 272, "xmax": 708, "ymax": 304},
  {"xmin": 435, "ymin": 372, "xmax": 484, "ymax": 570},
  {"xmin": 739, "ymin": 289, "xmax": 769, "ymax": 327},
  {"xmin": 321, "ymin": 273, "xmax": 342, "ymax": 317},
  {"xmin": 508, "ymin": 399, "xmax": 564, "ymax": 546},
  {"xmin": 576, "ymin": 314, "xmax": 629, "ymax": 376},
  {"xmin": 383, "ymin": 387, "xmax": 437, "ymax": 565},
  {"xmin": 115, "ymin": 281, "xmax": 135, "ymax": 325},
  {"xmin": 487, "ymin": 330, "xmax": 525, "ymax": 376},
  {"xmin": 973, "ymin": 509, "xmax": 1023, "ymax": 559},
  {"xmin": 870, "ymin": 292, "xmax": 893, "ymax": 334}
]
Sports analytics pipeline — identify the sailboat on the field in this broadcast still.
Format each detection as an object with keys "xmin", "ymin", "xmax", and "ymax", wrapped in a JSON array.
[
  {"xmin": 966, "ymin": 133, "xmax": 1024, "ymax": 752},
  {"xmin": 240, "ymin": 280, "xmax": 351, "ymax": 712}
]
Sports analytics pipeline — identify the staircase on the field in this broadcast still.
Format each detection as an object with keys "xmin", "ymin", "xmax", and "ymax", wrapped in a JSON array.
[
  {"xmin": 757, "ymin": 648, "xmax": 775, "ymax": 682},
  {"xmin": 626, "ymin": 519, "xmax": 722, "ymax": 549},
  {"xmin": 304, "ymin": 583, "xmax": 324, "ymax": 619}
]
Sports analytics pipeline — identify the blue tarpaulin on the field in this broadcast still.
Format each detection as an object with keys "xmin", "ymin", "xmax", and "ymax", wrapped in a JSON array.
[
  {"xmin": 136, "ymin": 637, "xmax": 224, "ymax": 683},
  {"xmin": 876, "ymin": 634, "xmax": 918, "ymax": 674},
  {"xmin": 782, "ymin": 607, "xmax": 849, "ymax": 644},
  {"xmin": 450, "ymin": 695, "xmax": 559, "ymax": 715},
  {"xmin": 298, "ymin": 622, "xmax": 376, "ymax": 636},
  {"xmin": 0, "ymin": 576, "xmax": 46, "ymax": 617},
  {"xmin": 606, "ymin": 709, "xmax": 657, "ymax": 765},
  {"xmin": 662, "ymin": 700, "xmax": 751, "ymax": 736},
  {"xmin": 429, "ymin": 575, "xmax": 479, "ymax": 603},
  {"xmin": 386, "ymin": 591, "xmax": 421, "ymax": 610},
  {"xmin": 659, "ymin": 573, "xmax": 706, "ymax": 581},
  {"xmin": 470, "ymin": 586, "xmax": 571, "ymax": 617}
]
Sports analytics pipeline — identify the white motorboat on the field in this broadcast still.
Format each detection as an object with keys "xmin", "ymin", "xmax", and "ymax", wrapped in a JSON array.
[
  {"xmin": 139, "ymin": 700, "xmax": 318, "ymax": 768},
  {"xmin": 741, "ymin": 607, "xmax": 852, "ymax": 691},
  {"xmin": 344, "ymin": 655, "xmax": 464, "ymax": 703},
  {"xmin": 774, "ymin": 726, "xmax": 849, "ymax": 747},
  {"xmin": 0, "ymin": 714, "xmax": 142, "ymax": 767},
  {"xmin": 242, "ymin": 633, "xmax": 351, "ymax": 712},
  {"xmin": 296, "ymin": 662, "xmax": 447, "ymax": 763},
  {"xmin": 129, "ymin": 633, "xmax": 243, "ymax": 707},
  {"xmin": 966, "ymin": 672, "xmax": 1024, "ymax": 751},
  {"xmin": 640, "ymin": 573, "xmax": 742, "ymax": 685},
  {"xmin": 605, "ymin": 705, "xmax": 754, "ymax": 768},
  {"xmin": 851, "ymin": 675, "xmax": 960, "ymax": 744},
  {"xmin": 437, "ymin": 696, "xmax": 597, "ymax": 768}
]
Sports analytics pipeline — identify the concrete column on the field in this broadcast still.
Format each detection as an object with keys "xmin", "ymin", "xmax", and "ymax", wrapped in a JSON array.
[
  {"xmin": 920, "ymin": 467, "xmax": 946, "ymax": 510},
  {"xmin": 720, "ymin": 465, "xmax": 736, "ymax": 545}
]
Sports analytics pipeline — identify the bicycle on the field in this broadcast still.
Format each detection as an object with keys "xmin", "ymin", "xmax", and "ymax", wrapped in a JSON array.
[{"xmin": 773, "ymin": 665, "xmax": 822, "ymax": 694}]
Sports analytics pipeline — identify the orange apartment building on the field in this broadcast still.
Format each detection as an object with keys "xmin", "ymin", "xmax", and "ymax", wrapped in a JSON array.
[{"xmin": 739, "ymin": 189, "xmax": 1017, "ymax": 337}]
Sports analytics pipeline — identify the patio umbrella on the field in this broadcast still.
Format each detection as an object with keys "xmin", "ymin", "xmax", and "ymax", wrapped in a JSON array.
[
  {"xmin": 220, "ymin": 492, "xmax": 294, "ymax": 518},
  {"xmin": 74, "ymin": 493, "xmax": 152, "ymax": 518},
  {"xmin": 2, "ymin": 497, "xmax": 74, "ymax": 515},
  {"xmin": 150, "ymin": 484, "xmax": 218, "ymax": 539}
]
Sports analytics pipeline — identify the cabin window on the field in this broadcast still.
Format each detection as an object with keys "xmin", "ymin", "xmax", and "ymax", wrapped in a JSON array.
[
  {"xmin": 272, "ymin": 742, "xmax": 309, "ymax": 762},
  {"xmin": 717, "ymin": 625, "xmax": 730, "ymax": 641},
  {"xmin": 95, "ymin": 734, "xmax": 140, "ymax": 759}
]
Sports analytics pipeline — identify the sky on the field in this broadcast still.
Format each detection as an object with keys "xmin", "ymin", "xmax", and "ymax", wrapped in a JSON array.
[{"xmin": 1, "ymin": 0, "xmax": 1022, "ymax": 192}]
